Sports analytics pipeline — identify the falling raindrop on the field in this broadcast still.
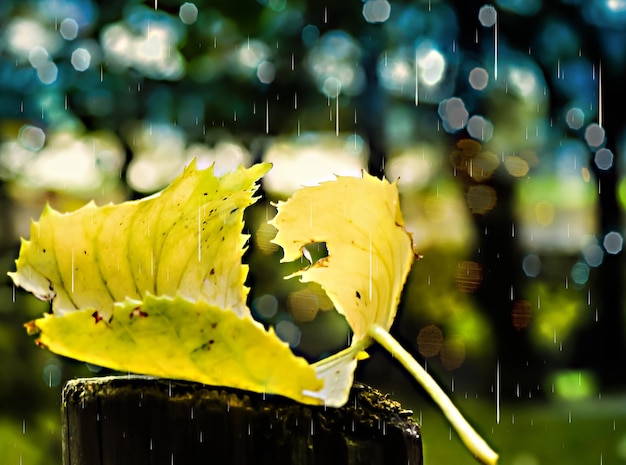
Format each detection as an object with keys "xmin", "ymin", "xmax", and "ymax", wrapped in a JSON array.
[
  {"xmin": 478, "ymin": 5, "xmax": 498, "ymax": 79},
  {"xmin": 496, "ymin": 360, "xmax": 500, "ymax": 424}
]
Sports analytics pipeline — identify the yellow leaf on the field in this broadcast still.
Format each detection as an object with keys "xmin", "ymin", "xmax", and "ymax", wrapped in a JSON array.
[
  {"xmin": 9, "ymin": 161, "xmax": 270, "ymax": 319},
  {"xmin": 270, "ymin": 173, "xmax": 499, "ymax": 464},
  {"xmin": 270, "ymin": 172, "xmax": 415, "ymax": 341},
  {"xmin": 10, "ymin": 161, "xmax": 331, "ymax": 404},
  {"xmin": 28, "ymin": 294, "xmax": 324, "ymax": 404}
]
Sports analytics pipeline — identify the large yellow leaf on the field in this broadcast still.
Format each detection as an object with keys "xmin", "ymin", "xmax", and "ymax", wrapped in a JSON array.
[
  {"xmin": 27, "ymin": 294, "xmax": 323, "ymax": 404},
  {"xmin": 9, "ymin": 161, "xmax": 269, "ymax": 319},
  {"xmin": 9, "ymin": 162, "xmax": 327, "ymax": 404},
  {"xmin": 270, "ymin": 172, "xmax": 415, "ymax": 341}
]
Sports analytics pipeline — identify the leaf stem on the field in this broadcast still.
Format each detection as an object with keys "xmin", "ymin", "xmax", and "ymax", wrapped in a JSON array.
[{"xmin": 369, "ymin": 324, "xmax": 499, "ymax": 465}]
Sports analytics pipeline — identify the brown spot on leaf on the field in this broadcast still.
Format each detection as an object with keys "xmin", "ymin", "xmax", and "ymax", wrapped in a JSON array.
[
  {"xmin": 211, "ymin": 322, "xmax": 218, "ymax": 329},
  {"xmin": 356, "ymin": 291, "xmax": 362, "ymax": 300},
  {"xmin": 209, "ymin": 268, "xmax": 215, "ymax": 275},
  {"xmin": 92, "ymin": 311, "xmax": 103, "ymax": 323},
  {"xmin": 130, "ymin": 307, "xmax": 148, "ymax": 318},
  {"xmin": 35, "ymin": 339, "xmax": 49, "ymax": 349}
]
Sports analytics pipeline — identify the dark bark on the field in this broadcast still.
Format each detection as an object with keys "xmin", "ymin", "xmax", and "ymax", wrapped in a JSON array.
[{"xmin": 62, "ymin": 376, "xmax": 422, "ymax": 465}]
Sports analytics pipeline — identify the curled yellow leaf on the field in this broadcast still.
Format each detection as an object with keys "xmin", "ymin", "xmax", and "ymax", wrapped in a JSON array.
[{"xmin": 270, "ymin": 172, "xmax": 415, "ymax": 341}]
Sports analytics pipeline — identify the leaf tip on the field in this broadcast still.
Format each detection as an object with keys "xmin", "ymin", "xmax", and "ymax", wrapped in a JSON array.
[{"xmin": 24, "ymin": 320, "xmax": 40, "ymax": 336}]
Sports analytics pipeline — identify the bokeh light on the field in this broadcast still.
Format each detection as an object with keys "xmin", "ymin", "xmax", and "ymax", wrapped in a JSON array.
[
  {"xmin": 60, "ymin": 18, "xmax": 79, "ymax": 40},
  {"xmin": 522, "ymin": 254, "xmax": 541, "ymax": 277},
  {"xmin": 71, "ymin": 48, "xmax": 91, "ymax": 71},
  {"xmin": 455, "ymin": 261, "xmax": 483, "ymax": 293},
  {"xmin": 4, "ymin": 17, "xmax": 62, "ymax": 59},
  {"xmin": 504, "ymin": 155, "xmax": 530, "ymax": 177},
  {"xmin": 584, "ymin": 123, "xmax": 606, "ymax": 148},
  {"xmin": 478, "ymin": 5, "xmax": 498, "ymax": 27},
  {"xmin": 534, "ymin": 201, "xmax": 555, "ymax": 226},
  {"xmin": 594, "ymin": 148, "xmax": 614, "ymax": 170},
  {"xmin": 17, "ymin": 125, "xmax": 46, "ymax": 151},
  {"xmin": 570, "ymin": 262, "xmax": 590, "ymax": 285},
  {"xmin": 466, "ymin": 184, "xmax": 497, "ymax": 214},
  {"xmin": 179, "ymin": 2, "xmax": 199, "ymax": 25},
  {"xmin": 255, "ymin": 223, "xmax": 279, "ymax": 254},
  {"xmin": 256, "ymin": 60, "xmax": 276, "ymax": 84},
  {"xmin": 467, "ymin": 115, "xmax": 494, "ymax": 142},
  {"xmin": 440, "ymin": 336, "xmax": 466, "ymax": 370},
  {"xmin": 43, "ymin": 358, "xmax": 62, "ymax": 388},
  {"xmin": 275, "ymin": 319, "xmax": 301, "ymax": 348},
  {"xmin": 306, "ymin": 30, "xmax": 365, "ymax": 97},
  {"xmin": 288, "ymin": 289, "xmax": 319, "ymax": 323},
  {"xmin": 417, "ymin": 325, "xmax": 444, "ymax": 358},
  {"xmin": 416, "ymin": 42, "xmax": 446, "ymax": 86},
  {"xmin": 262, "ymin": 134, "xmax": 366, "ymax": 195},
  {"xmin": 363, "ymin": 0, "xmax": 392, "ymax": 23},
  {"xmin": 468, "ymin": 67, "xmax": 489, "ymax": 90},
  {"xmin": 252, "ymin": 294, "xmax": 279, "ymax": 320},
  {"xmin": 603, "ymin": 231, "xmax": 623, "ymax": 254},
  {"xmin": 565, "ymin": 107, "xmax": 585, "ymax": 130},
  {"xmin": 511, "ymin": 300, "xmax": 532, "ymax": 330},
  {"xmin": 101, "ymin": 9, "xmax": 185, "ymax": 80},
  {"xmin": 438, "ymin": 97, "xmax": 469, "ymax": 133},
  {"xmin": 449, "ymin": 139, "xmax": 499, "ymax": 182},
  {"xmin": 582, "ymin": 241, "xmax": 604, "ymax": 267}
]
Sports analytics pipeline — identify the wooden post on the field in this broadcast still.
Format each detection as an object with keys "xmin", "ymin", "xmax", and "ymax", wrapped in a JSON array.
[{"xmin": 62, "ymin": 376, "xmax": 422, "ymax": 465}]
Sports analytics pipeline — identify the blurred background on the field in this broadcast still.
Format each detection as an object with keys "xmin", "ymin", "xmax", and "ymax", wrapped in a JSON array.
[{"xmin": 1, "ymin": 0, "xmax": 626, "ymax": 463}]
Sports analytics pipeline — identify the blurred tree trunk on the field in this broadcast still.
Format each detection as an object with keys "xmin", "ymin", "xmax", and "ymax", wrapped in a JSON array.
[
  {"xmin": 359, "ymin": 29, "xmax": 387, "ymax": 179},
  {"xmin": 0, "ymin": 181, "xmax": 14, "ymax": 256},
  {"xmin": 463, "ymin": 166, "xmax": 544, "ymax": 398},
  {"xmin": 452, "ymin": 1, "xmax": 544, "ymax": 398},
  {"xmin": 577, "ymin": 52, "xmax": 626, "ymax": 389}
]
